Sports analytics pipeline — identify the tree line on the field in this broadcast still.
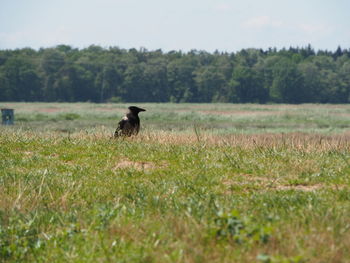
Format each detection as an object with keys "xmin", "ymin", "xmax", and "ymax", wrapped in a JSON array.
[{"xmin": 0, "ymin": 45, "xmax": 349, "ymax": 103}]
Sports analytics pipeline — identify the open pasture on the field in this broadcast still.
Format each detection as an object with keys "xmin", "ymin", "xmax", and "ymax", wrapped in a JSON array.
[
  {"xmin": 1, "ymin": 102, "xmax": 350, "ymax": 134},
  {"xmin": 0, "ymin": 103, "xmax": 350, "ymax": 262}
]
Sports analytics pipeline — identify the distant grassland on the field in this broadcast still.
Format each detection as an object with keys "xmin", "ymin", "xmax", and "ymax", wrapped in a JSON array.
[
  {"xmin": 1, "ymin": 102, "xmax": 350, "ymax": 134},
  {"xmin": 0, "ymin": 103, "xmax": 350, "ymax": 262}
]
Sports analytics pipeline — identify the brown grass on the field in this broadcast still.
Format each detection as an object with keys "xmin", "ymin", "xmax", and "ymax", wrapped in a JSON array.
[
  {"xmin": 8, "ymin": 129, "xmax": 349, "ymax": 153},
  {"xmin": 114, "ymin": 158, "xmax": 168, "ymax": 171},
  {"xmin": 199, "ymin": 110, "xmax": 283, "ymax": 116},
  {"xmin": 222, "ymin": 174, "xmax": 348, "ymax": 194},
  {"xmin": 133, "ymin": 131, "xmax": 350, "ymax": 152}
]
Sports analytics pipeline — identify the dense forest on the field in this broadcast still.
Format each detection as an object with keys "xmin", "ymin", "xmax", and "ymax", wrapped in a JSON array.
[{"xmin": 0, "ymin": 45, "xmax": 349, "ymax": 103}]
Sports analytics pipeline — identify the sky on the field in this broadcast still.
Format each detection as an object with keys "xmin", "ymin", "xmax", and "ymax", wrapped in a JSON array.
[{"xmin": 0, "ymin": 0, "xmax": 349, "ymax": 52}]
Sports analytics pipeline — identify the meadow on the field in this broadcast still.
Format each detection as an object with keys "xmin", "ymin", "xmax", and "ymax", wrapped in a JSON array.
[{"xmin": 0, "ymin": 103, "xmax": 350, "ymax": 262}]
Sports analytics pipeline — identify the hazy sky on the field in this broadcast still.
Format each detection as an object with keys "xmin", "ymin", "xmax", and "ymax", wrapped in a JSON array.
[{"xmin": 1, "ymin": 0, "xmax": 349, "ymax": 52}]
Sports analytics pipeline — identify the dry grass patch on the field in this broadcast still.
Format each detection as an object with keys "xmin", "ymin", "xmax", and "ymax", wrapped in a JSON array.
[
  {"xmin": 114, "ymin": 158, "xmax": 168, "ymax": 171},
  {"xmin": 222, "ymin": 174, "xmax": 272, "ymax": 186},
  {"xmin": 37, "ymin": 108, "xmax": 62, "ymax": 113},
  {"xmin": 275, "ymin": 184, "xmax": 324, "ymax": 192},
  {"xmin": 13, "ymin": 128, "xmax": 349, "ymax": 152},
  {"xmin": 221, "ymin": 174, "xmax": 347, "ymax": 193},
  {"xmin": 222, "ymin": 174, "xmax": 277, "ymax": 194},
  {"xmin": 134, "ymin": 131, "xmax": 350, "ymax": 151},
  {"xmin": 199, "ymin": 110, "xmax": 282, "ymax": 116}
]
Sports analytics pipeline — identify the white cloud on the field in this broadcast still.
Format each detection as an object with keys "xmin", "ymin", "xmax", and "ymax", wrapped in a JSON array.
[
  {"xmin": 297, "ymin": 23, "xmax": 332, "ymax": 35},
  {"xmin": 214, "ymin": 2, "xmax": 232, "ymax": 12},
  {"xmin": 243, "ymin": 15, "xmax": 283, "ymax": 29}
]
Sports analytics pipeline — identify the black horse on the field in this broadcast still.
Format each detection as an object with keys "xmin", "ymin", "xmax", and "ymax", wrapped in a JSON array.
[{"xmin": 114, "ymin": 106, "xmax": 146, "ymax": 137}]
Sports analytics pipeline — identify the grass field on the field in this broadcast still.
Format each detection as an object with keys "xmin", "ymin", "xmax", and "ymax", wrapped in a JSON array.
[
  {"xmin": 2, "ymin": 102, "xmax": 350, "ymax": 134},
  {"xmin": 1, "ymin": 103, "xmax": 350, "ymax": 262}
]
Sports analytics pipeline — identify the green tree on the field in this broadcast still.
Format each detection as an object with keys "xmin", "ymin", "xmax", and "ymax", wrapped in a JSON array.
[
  {"xmin": 40, "ymin": 49, "xmax": 65, "ymax": 101},
  {"xmin": 1, "ymin": 45, "xmax": 350, "ymax": 103},
  {"xmin": 167, "ymin": 55, "xmax": 198, "ymax": 102},
  {"xmin": 270, "ymin": 58, "xmax": 304, "ymax": 103},
  {"xmin": 230, "ymin": 65, "xmax": 266, "ymax": 103},
  {"xmin": 0, "ymin": 57, "xmax": 41, "ymax": 101}
]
